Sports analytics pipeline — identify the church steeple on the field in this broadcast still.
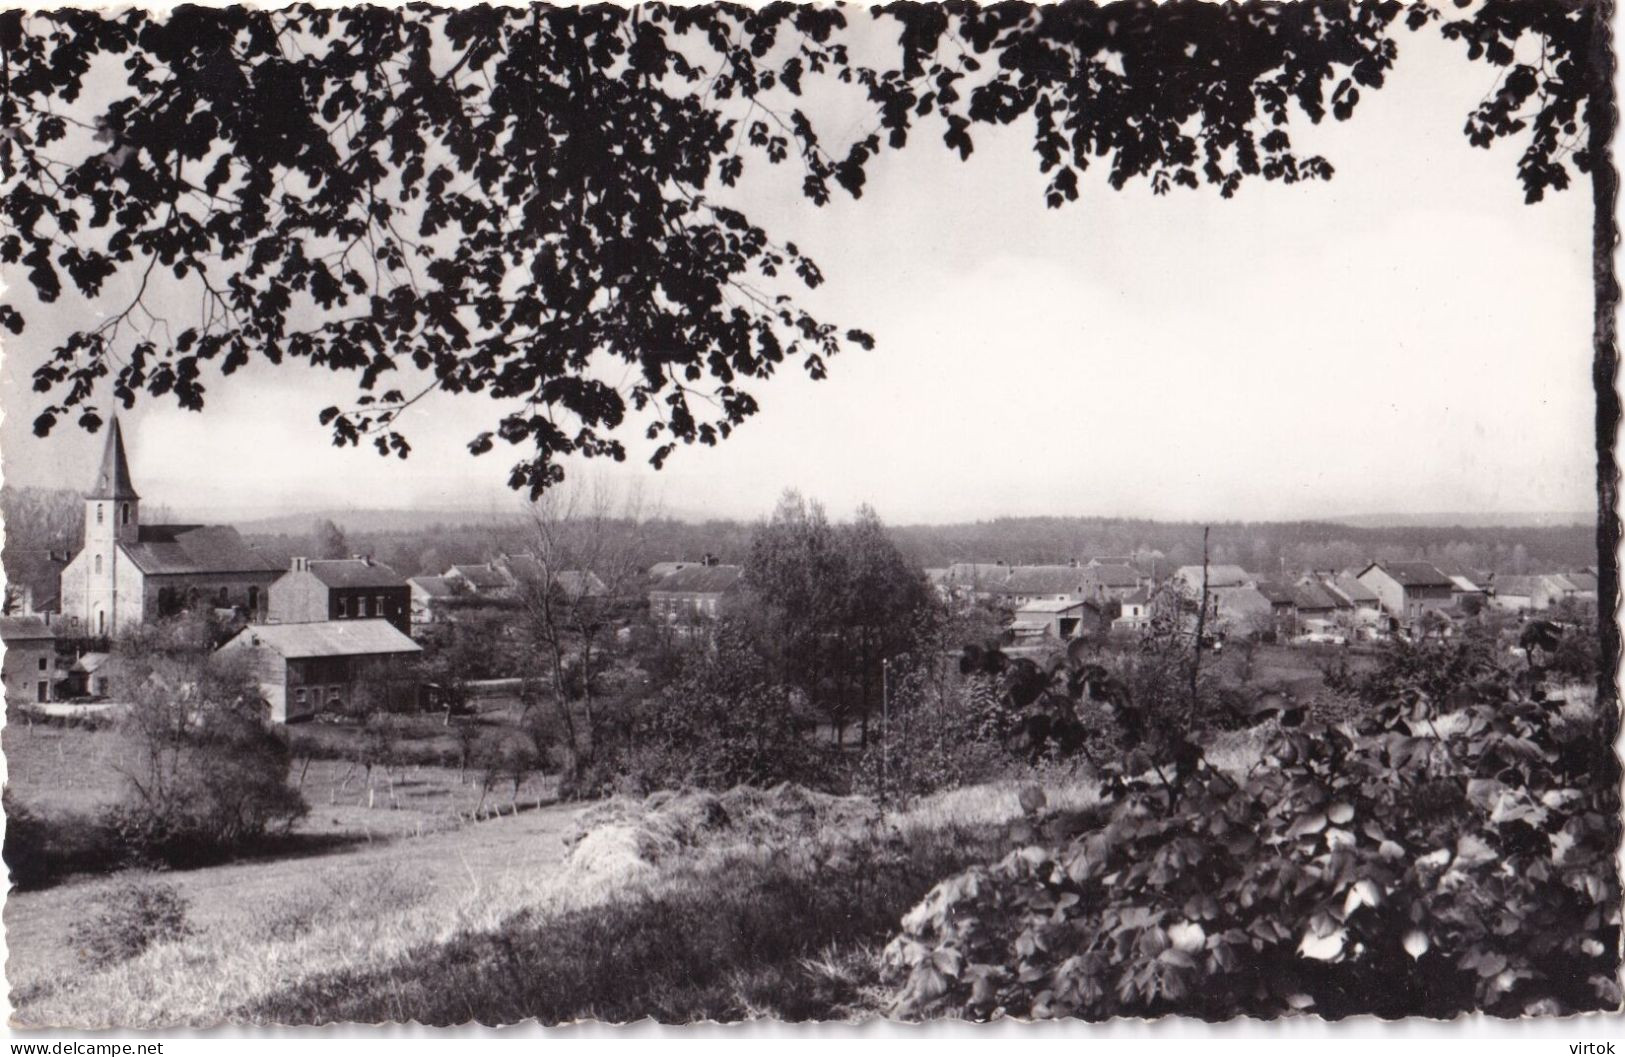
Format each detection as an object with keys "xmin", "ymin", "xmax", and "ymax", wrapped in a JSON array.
[{"xmin": 86, "ymin": 417, "xmax": 140, "ymax": 501}]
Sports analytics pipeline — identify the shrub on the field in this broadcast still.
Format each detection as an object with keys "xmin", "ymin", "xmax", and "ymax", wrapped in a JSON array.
[
  {"xmin": 601, "ymin": 623, "xmax": 831, "ymax": 794},
  {"xmin": 3, "ymin": 803, "xmax": 128, "ymax": 889},
  {"xmin": 847, "ymin": 669, "xmax": 1017, "ymax": 800},
  {"xmin": 881, "ymin": 671, "xmax": 1622, "ymax": 1020},
  {"xmin": 110, "ymin": 635, "xmax": 308, "ymax": 861},
  {"xmin": 68, "ymin": 876, "xmax": 192, "ymax": 970}
]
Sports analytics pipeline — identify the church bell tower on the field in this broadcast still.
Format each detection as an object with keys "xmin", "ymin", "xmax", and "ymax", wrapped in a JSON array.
[
  {"xmin": 83, "ymin": 418, "xmax": 139, "ymax": 634},
  {"xmin": 86, "ymin": 417, "xmax": 140, "ymax": 545}
]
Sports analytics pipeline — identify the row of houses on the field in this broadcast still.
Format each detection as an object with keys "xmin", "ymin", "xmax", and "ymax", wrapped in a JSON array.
[{"xmin": 941, "ymin": 554, "xmax": 1599, "ymax": 647}]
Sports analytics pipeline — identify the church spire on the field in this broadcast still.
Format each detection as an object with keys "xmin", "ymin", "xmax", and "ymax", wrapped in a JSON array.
[{"xmin": 86, "ymin": 417, "xmax": 139, "ymax": 501}]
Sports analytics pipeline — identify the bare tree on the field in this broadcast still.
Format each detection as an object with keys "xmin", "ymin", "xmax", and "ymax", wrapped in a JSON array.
[{"xmin": 512, "ymin": 479, "xmax": 651, "ymax": 782}]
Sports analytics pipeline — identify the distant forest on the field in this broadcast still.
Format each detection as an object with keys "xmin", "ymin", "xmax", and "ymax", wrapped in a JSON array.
[{"xmin": 2, "ymin": 486, "xmax": 1598, "ymax": 582}]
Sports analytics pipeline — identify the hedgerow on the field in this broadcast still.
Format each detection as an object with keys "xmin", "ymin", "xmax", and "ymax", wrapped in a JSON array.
[{"xmin": 882, "ymin": 675, "xmax": 1621, "ymax": 1020}]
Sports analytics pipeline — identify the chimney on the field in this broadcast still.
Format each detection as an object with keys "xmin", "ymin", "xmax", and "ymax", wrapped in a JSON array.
[{"xmin": 292, "ymin": 556, "xmax": 308, "ymax": 572}]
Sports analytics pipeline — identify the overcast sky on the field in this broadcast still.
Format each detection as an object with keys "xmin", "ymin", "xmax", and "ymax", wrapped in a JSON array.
[{"xmin": 0, "ymin": 19, "xmax": 1596, "ymax": 527}]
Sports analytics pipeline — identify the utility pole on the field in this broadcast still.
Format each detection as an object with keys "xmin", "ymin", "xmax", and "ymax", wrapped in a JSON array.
[{"xmin": 881, "ymin": 657, "xmax": 890, "ymax": 804}]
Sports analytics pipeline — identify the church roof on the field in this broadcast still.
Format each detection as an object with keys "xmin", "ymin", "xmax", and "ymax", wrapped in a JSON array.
[
  {"xmin": 86, "ymin": 418, "xmax": 140, "ymax": 501},
  {"xmin": 121, "ymin": 525, "xmax": 278, "ymax": 576}
]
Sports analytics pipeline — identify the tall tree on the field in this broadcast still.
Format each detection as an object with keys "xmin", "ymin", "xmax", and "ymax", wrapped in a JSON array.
[{"xmin": 2, "ymin": 1, "xmax": 1413, "ymax": 495}]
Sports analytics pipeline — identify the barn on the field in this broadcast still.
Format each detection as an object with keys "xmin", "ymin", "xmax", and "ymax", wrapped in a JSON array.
[{"xmin": 217, "ymin": 619, "xmax": 422, "ymax": 723}]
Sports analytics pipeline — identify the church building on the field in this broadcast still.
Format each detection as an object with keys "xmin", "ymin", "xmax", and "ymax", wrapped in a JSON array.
[{"xmin": 58, "ymin": 419, "xmax": 281, "ymax": 637}]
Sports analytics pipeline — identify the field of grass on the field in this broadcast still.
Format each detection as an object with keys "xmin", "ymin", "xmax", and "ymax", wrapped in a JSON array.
[
  {"xmin": 3, "ymin": 719, "xmax": 559, "ymax": 892},
  {"xmin": 7, "ymin": 777, "xmax": 1099, "ymax": 1027}
]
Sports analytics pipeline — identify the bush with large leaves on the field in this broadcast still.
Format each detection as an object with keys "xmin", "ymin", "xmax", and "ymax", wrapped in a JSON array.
[{"xmin": 882, "ymin": 679, "xmax": 1620, "ymax": 1019}]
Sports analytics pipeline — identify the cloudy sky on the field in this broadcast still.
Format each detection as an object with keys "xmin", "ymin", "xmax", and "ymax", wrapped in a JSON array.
[{"xmin": 0, "ymin": 18, "xmax": 1595, "ymax": 526}]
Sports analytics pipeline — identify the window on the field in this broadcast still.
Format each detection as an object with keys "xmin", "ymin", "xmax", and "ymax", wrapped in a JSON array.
[
  {"xmin": 218, "ymin": 587, "xmax": 229, "ymax": 604},
  {"xmin": 36, "ymin": 656, "xmax": 47, "ymax": 671},
  {"xmin": 96, "ymin": 504, "xmax": 104, "ymax": 525},
  {"xmin": 121, "ymin": 503, "xmax": 130, "ymax": 525},
  {"xmin": 337, "ymin": 597, "xmax": 348, "ymax": 618},
  {"xmin": 248, "ymin": 586, "xmax": 259, "ymax": 610},
  {"xmin": 36, "ymin": 681, "xmax": 47, "ymax": 704},
  {"xmin": 97, "ymin": 611, "xmax": 106, "ymax": 636},
  {"xmin": 294, "ymin": 688, "xmax": 306, "ymax": 705},
  {"xmin": 94, "ymin": 554, "xmax": 102, "ymax": 574},
  {"xmin": 374, "ymin": 595, "xmax": 384, "ymax": 616}
]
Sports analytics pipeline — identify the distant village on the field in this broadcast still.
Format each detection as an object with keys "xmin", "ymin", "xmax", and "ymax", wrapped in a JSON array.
[{"xmin": 0, "ymin": 419, "xmax": 1601, "ymax": 720}]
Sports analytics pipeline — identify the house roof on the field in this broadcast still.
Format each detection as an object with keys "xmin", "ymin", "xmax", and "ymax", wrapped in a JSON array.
[
  {"xmin": 943, "ymin": 563, "xmax": 1010, "ymax": 585},
  {"xmin": 1365, "ymin": 561, "xmax": 1454, "ymax": 588},
  {"xmin": 448, "ymin": 564, "xmax": 511, "ymax": 589},
  {"xmin": 498, "ymin": 554, "xmax": 546, "ymax": 582},
  {"xmin": 1292, "ymin": 583, "xmax": 1340, "ymax": 611},
  {"xmin": 1015, "ymin": 598, "xmax": 1089, "ymax": 614},
  {"xmin": 648, "ymin": 561, "xmax": 696, "ymax": 581},
  {"xmin": 72, "ymin": 651, "xmax": 110, "ymax": 673},
  {"xmin": 1430, "ymin": 559, "xmax": 1486, "ymax": 588},
  {"xmin": 1446, "ymin": 575, "xmax": 1485, "ymax": 595},
  {"xmin": 1492, "ymin": 575, "xmax": 1543, "ymax": 598},
  {"xmin": 650, "ymin": 564, "xmax": 743, "ymax": 594},
  {"xmin": 554, "ymin": 570, "xmax": 607, "ymax": 598},
  {"xmin": 4, "ymin": 549, "xmax": 66, "ymax": 611},
  {"xmin": 121, "ymin": 525, "xmax": 277, "ymax": 576},
  {"xmin": 1080, "ymin": 563, "xmax": 1141, "ymax": 588},
  {"xmin": 304, "ymin": 558, "xmax": 407, "ymax": 590},
  {"xmin": 0, "ymin": 615, "xmax": 56, "ymax": 642},
  {"xmin": 1251, "ymin": 580, "xmax": 1298, "ymax": 606},
  {"xmin": 408, "ymin": 575, "xmax": 458, "ymax": 598},
  {"xmin": 1177, "ymin": 564, "xmax": 1251, "ymax": 589},
  {"xmin": 86, "ymin": 418, "xmax": 139, "ymax": 501},
  {"xmin": 1565, "ymin": 571, "xmax": 1599, "ymax": 592},
  {"xmin": 1329, "ymin": 574, "xmax": 1381, "ymax": 605},
  {"xmin": 228, "ymin": 619, "xmax": 421, "ymax": 659},
  {"xmin": 1001, "ymin": 566, "xmax": 1084, "ymax": 596},
  {"xmin": 1214, "ymin": 586, "xmax": 1272, "ymax": 616},
  {"xmin": 1121, "ymin": 587, "xmax": 1152, "ymax": 605}
]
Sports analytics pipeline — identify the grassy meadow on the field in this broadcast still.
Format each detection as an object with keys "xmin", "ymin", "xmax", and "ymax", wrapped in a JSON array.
[{"xmin": 7, "ymin": 767, "xmax": 1100, "ymax": 1027}]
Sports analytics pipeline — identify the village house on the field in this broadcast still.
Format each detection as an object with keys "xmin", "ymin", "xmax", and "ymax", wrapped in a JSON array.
[
  {"xmin": 266, "ymin": 557, "xmax": 412, "ymax": 635},
  {"xmin": 935, "ymin": 561, "xmax": 1012, "ymax": 604},
  {"xmin": 1291, "ymin": 581, "xmax": 1344, "ymax": 626},
  {"xmin": 1562, "ymin": 571, "xmax": 1600, "ymax": 603},
  {"xmin": 1077, "ymin": 562, "xmax": 1144, "ymax": 603},
  {"xmin": 1356, "ymin": 561, "xmax": 1456, "ymax": 626},
  {"xmin": 1490, "ymin": 573, "xmax": 1591, "ymax": 613},
  {"xmin": 406, "ymin": 575, "xmax": 460, "ymax": 627},
  {"xmin": 492, "ymin": 553, "xmax": 609, "ymax": 603},
  {"xmin": 1173, "ymin": 564, "xmax": 1252, "ymax": 597},
  {"xmin": 1322, "ymin": 573, "xmax": 1386, "ymax": 625},
  {"xmin": 444, "ymin": 561, "xmax": 514, "ymax": 597},
  {"xmin": 1114, "ymin": 587, "xmax": 1154, "ymax": 631},
  {"xmin": 1430, "ymin": 559, "xmax": 1489, "ymax": 608},
  {"xmin": 3, "ymin": 549, "xmax": 68, "ymax": 616},
  {"xmin": 648, "ymin": 561, "xmax": 743, "ymax": 624},
  {"xmin": 58, "ymin": 419, "xmax": 280, "ymax": 637},
  {"xmin": 1212, "ymin": 585, "xmax": 1274, "ymax": 630},
  {"xmin": 1, "ymin": 614, "xmax": 58, "ymax": 706},
  {"xmin": 217, "ymin": 619, "xmax": 422, "ymax": 723},
  {"xmin": 994, "ymin": 565, "xmax": 1087, "ymax": 607}
]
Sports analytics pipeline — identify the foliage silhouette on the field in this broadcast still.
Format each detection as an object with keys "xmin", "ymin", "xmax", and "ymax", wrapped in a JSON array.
[{"xmin": 2, "ymin": 1, "xmax": 1601, "ymax": 496}]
